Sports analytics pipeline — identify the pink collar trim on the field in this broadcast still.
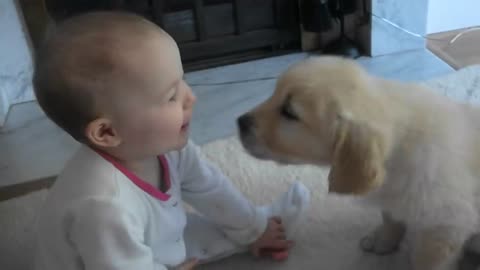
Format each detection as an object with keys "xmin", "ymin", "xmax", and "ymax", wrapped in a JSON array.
[{"xmin": 96, "ymin": 151, "xmax": 172, "ymax": 201}]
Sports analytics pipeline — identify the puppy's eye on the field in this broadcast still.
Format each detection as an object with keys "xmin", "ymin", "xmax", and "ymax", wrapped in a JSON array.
[{"xmin": 281, "ymin": 103, "xmax": 299, "ymax": 121}]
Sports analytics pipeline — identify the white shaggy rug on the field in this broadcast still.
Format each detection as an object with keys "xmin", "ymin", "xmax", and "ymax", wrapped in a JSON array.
[{"xmin": 2, "ymin": 65, "xmax": 480, "ymax": 270}]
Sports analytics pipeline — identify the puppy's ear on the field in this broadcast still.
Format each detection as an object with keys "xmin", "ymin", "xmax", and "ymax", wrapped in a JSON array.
[{"xmin": 328, "ymin": 116, "xmax": 386, "ymax": 195}]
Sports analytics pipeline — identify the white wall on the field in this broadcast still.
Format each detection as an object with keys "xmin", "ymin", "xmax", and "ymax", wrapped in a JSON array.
[
  {"xmin": 427, "ymin": 0, "xmax": 480, "ymax": 34},
  {"xmin": 0, "ymin": 0, "xmax": 35, "ymax": 126}
]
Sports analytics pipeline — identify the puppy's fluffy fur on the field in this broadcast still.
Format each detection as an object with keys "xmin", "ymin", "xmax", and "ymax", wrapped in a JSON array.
[{"xmin": 238, "ymin": 56, "xmax": 480, "ymax": 269}]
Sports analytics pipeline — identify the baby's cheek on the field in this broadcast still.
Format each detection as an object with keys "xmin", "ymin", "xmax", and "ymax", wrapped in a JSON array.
[
  {"xmin": 150, "ymin": 117, "xmax": 179, "ymax": 138},
  {"xmin": 140, "ymin": 107, "xmax": 184, "ymax": 141}
]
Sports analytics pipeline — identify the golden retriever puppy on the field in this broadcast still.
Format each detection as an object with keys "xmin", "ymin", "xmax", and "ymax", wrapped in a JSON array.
[{"xmin": 237, "ymin": 56, "xmax": 480, "ymax": 270}]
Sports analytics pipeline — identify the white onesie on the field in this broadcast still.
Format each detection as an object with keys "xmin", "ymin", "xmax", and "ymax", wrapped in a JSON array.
[{"xmin": 34, "ymin": 141, "xmax": 309, "ymax": 270}]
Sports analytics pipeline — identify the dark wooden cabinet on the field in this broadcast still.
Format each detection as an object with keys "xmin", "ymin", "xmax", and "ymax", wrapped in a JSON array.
[
  {"xmin": 152, "ymin": 0, "xmax": 301, "ymax": 70},
  {"xmin": 44, "ymin": 0, "xmax": 301, "ymax": 71}
]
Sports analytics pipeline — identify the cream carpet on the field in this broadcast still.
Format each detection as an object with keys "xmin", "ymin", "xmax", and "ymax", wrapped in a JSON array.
[{"xmin": 3, "ymin": 65, "xmax": 480, "ymax": 270}]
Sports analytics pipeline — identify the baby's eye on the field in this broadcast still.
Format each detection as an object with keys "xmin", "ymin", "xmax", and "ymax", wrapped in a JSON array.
[{"xmin": 168, "ymin": 89, "xmax": 178, "ymax": 102}]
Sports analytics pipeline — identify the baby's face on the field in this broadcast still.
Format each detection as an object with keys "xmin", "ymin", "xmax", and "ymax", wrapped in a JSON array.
[{"xmin": 107, "ymin": 32, "xmax": 196, "ymax": 159}]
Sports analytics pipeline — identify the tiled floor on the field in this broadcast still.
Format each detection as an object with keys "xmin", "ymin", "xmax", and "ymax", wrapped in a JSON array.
[{"xmin": 0, "ymin": 49, "xmax": 453, "ymax": 187}]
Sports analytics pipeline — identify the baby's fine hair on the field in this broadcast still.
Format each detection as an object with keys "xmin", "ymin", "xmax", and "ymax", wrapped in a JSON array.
[{"xmin": 33, "ymin": 11, "xmax": 162, "ymax": 142}]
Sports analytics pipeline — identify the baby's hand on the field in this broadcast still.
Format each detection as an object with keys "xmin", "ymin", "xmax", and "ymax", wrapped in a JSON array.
[
  {"xmin": 250, "ymin": 217, "xmax": 294, "ymax": 260},
  {"xmin": 176, "ymin": 258, "xmax": 198, "ymax": 270}
]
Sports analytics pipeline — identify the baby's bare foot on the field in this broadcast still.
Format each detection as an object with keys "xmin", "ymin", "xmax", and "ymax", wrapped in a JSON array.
[{"xmin": 250, "ymin": 217, "xmax": 293, "ymax": 258}]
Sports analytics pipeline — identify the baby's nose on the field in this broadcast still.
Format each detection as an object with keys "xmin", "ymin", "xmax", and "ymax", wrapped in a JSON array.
[{"xmin": 184, "ymin": 89, "xmax": 196, "ymax": 109}]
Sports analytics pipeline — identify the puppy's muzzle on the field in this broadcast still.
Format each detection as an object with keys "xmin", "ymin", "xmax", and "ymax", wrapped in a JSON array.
[{"xmin": 237, "ymin": 113, "xmax": 273, "ymax": 160}]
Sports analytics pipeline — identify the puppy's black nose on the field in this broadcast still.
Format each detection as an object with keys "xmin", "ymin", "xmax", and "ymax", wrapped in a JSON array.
[{"xmin": 237, "ymin": 114, "xmax": 254, "ymax": 133}]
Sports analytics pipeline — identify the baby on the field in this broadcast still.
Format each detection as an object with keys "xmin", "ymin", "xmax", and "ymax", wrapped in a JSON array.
[{"xmin": 32, "ymin": 11, "xmax": 310, "ymax": 270}]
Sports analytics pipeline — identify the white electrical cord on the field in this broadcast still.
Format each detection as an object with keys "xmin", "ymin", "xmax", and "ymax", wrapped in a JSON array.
[
  {"xmin": 370, "ymin": 13, "xmax": 425, "ymax": 39},
  {"xmin": 449, "ymin": 27, "xmax": 480, "ymax": 44}
]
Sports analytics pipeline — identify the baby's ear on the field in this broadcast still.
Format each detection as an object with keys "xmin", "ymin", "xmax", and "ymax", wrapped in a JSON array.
[
  {"xmin": 328, "ymin": 116, "xmax": 386, "ymax": 195},
  {"xmin": 85, "ymin": 118, "xmax": 121, "ymax": 148}
]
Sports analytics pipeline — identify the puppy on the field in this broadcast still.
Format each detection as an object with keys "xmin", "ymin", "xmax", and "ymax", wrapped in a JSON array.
[{"xmin": 237, "ymin": 56, "xmax": 480, "ymax": 270}]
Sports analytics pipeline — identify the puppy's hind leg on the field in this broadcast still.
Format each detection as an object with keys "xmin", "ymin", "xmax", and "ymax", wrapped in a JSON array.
[
  {"xmin": 412, "ymin": 194, "xmax": 478, "ymax": 270},
  {"xmin": 411, "ymin": 225, "xmax": 470, "ymax": 270},
  {"xmin": 360, "ymin": 211, "xmax": 406, "ymax": 255}
]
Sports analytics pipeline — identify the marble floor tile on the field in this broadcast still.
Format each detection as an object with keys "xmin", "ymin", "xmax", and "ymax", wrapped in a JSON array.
[
  {"xmin": 0, "ymin": 104, "xmax": 78, "ymax": 187},
  {"xmin": 357, "ymin": 49, "xmax": 453, "ymax": 81},
  {"xmin": 370, "ymin": 0, "xmax": 428, "ymax": 56}
]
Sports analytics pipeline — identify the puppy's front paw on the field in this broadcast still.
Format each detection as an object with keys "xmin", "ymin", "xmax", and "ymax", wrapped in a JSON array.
[
  {"xmin": 360, "ymin": 234, "xmax": 399, "ymax": 255},
  {"xmin": 360, "ymin": 224, "xmax": 405, "ymax": 255}
]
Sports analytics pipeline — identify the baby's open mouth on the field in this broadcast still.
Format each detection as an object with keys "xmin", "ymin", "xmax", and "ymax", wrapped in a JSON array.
[{"xmin": 181, "ymin": 122, "xmax": 190, "ymax": 131}]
